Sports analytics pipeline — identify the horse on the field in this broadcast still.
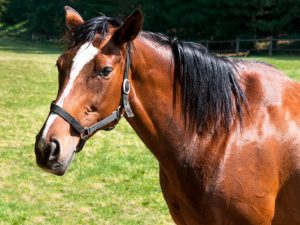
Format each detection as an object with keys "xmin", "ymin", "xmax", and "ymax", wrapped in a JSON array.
[{"xmin": 34, "ymin": 6, "xmax": 300, "ymax": 225}]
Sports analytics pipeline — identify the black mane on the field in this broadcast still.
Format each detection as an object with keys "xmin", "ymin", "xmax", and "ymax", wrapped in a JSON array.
[
  {"xmin": 72, "ymin": 16, "xmax": 247, "ymax": 134},
  {"xmin": 143, "ymin": 32, "xmax": 247, "ymax": 134}
]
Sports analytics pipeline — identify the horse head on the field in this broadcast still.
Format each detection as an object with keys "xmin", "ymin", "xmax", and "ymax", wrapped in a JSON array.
[{"xmin": 35, "ymin": 6, "xmax": 143, "ymax": 175}]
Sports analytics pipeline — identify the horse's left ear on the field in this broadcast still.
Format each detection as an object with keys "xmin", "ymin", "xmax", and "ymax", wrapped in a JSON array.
[
  {"xmin": 64, "ymin": 6, "xmax": 84, "ymax": 31},
  {"xmin": 113, "ymin": 10, "xmax": 144, "ymax": 44}
]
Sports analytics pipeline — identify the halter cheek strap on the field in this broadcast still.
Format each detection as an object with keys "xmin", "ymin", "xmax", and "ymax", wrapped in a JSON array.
[{"xmin": 50, "ymin": 45, "xmax": 134, "ymax": 152}]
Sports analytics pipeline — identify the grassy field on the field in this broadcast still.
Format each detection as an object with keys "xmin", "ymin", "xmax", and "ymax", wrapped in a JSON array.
[{"xmin": 0, "ymin": 38, "xmax": 300, "ymax": 225}]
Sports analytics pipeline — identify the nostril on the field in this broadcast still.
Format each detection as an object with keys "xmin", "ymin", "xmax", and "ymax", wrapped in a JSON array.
[{"xmin": 49, "ymin": 138, "xmax": 60, "ymax": 161}]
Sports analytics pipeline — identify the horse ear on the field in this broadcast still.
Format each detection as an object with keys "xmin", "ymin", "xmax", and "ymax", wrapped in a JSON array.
[
  {"xmin": 113, "ymin": 10, "xmax": 144, "ymax": 45},
  {"xmin": 64, "ymin": 6, "xmax": 84, "ymax": 31}
]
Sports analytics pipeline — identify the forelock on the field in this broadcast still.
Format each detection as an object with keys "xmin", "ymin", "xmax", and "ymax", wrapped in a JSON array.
[{"xmin": 70, "ymin": 15, "xmax": 122, "ymax": 47}]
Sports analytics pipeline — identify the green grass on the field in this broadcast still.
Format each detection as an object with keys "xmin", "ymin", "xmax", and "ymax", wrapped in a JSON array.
[
  {"xmin": 0, "ymin": 38, "xmax": 300, "ymax": 225},
  {"xmin": 244, "ymin": 53, "xmax": 300, "ymax": 80}
]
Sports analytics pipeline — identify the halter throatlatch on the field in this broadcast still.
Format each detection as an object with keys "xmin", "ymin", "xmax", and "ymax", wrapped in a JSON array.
[{"xmin": 50, "ymin": 45, "xmax": 134, "ymax": 152}]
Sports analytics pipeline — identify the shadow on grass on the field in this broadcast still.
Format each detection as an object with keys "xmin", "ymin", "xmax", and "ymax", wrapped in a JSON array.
[{"xmin": 0, "ymin": 38, "xmax": 63, "ymax": 54}]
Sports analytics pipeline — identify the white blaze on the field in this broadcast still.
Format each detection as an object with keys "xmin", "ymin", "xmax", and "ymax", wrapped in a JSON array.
[{"xmin": 41, "ymin": 42, "xmax": 98, "ymax": 140}]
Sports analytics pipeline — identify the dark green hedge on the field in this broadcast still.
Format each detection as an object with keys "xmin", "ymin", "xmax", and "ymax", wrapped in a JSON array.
[{"xmin": 1, "ymin": 0, "xmax": 300, "ymax": 40}]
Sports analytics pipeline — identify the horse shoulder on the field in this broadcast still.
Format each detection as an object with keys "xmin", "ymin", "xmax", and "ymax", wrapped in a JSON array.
[{"xmin": 216, "ymin": 61, "xmax": 300, "ymax": 224}]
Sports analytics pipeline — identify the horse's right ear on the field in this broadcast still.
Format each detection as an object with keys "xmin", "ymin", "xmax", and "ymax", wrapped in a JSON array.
[
  {"xmin": 64, "ymin": 6, "xmax": 84, "ymax": 31},
  {"xmin": 113, "ymin": 10, "xmax": 144, "ymax": 45}
]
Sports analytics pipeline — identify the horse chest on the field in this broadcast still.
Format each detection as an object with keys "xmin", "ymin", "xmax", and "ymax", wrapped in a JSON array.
[
  {"xmin": 159, "ymin": 156, "xmax": 278, "ymax": 225},
  {"xmin": 159, "ymin": 163, "xmax": 230, "ymax": 225}
]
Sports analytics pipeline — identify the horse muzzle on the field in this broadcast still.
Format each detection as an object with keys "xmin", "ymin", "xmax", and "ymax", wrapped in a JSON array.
[{"xmin": 35, "ymin": 136, "xmax": 75, "ymax": 176}]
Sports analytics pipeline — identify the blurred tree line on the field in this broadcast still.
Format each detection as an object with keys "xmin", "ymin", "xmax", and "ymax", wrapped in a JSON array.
[{"xmin": 0, "ymin": 0, "xmax": 300, "ymax": 40}]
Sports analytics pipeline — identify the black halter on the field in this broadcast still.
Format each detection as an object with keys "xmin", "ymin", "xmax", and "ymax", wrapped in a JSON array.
[{"xmin": 50, "ymin": 45, "xmax": 134, "ymax": 152}]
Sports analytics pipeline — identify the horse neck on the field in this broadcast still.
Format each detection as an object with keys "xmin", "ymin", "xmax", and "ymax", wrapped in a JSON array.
[
  {"xmin": 127, "ymin": 36, "xmax": 175, "ymax": 157},
  {"xmin": 126, "ymin": 35, "xmax": 228, "ymax": 173}
]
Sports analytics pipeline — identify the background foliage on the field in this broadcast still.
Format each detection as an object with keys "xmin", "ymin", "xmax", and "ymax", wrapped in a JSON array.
[{"xmin": 1, "ymin": 0, "xmax": 300, "ymax": 40}]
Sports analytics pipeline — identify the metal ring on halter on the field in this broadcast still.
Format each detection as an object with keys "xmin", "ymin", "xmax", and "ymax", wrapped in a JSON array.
[
  {"xmin": 123, "ymin": 79, "xmax": 130, "ymax": 95},
  {"xmin": 80, "ymin": 128, "xmax": 91, "ymax": 141},
  {"xmin": 117, "ymin": 106, "xmax": 123, "ymax": 118}
]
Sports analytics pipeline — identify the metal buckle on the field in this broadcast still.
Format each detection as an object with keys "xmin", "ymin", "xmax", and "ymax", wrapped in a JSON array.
[
  {"xmin": 117, "ymin": 106, "xmax": 124, "ymax": 119},
  {"xmin": 123, "ymin": 79, "xmax": 130, "ymax": 95},
  {"xmin": 80, "ymin": 128, "xmax": 90, "ymax": 141}
]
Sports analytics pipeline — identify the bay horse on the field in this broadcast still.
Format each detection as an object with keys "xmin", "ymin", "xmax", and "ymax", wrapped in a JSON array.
[{"xmin": 35, "ymin": 6, "xmax": 300, "ymax": 225}]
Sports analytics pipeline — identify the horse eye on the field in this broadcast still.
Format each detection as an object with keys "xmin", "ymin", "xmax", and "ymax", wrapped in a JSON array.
[{"xmin": 97, "ymin": 67, "xmax": 113, "ymax": 77}]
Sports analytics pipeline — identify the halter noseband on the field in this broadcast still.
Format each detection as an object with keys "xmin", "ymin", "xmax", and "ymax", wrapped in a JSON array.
[{"xmin": 49, "ymin": 45, "xmax": 134, "ymax": 152}]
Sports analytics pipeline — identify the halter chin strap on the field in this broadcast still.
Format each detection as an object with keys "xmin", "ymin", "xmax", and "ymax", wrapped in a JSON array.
[{"xmin": 50, "ymin": 45, "xmax": 134, "ymax": 152}]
